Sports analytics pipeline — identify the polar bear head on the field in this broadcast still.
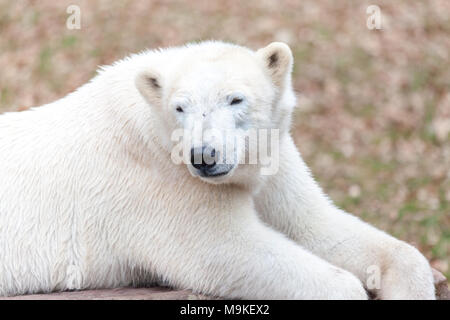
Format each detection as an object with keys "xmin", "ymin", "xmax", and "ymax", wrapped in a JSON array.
[{"xmin": 135, "ymin": 41, "xmax": 296, "ymax": 186}]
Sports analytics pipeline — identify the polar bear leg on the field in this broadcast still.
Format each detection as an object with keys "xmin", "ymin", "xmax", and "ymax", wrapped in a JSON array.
[
  {"xmin": 129, "ymin": 216, "xmax": 367, "ymax": 299},
  {"xmin": 254, "ymin": 134, "xmax": 435, "ymax": 299}
]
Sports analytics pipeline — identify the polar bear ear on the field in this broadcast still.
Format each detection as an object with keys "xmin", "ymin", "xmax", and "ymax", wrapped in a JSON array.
[
  {"xmin": 256, "ymin": 42, "xmax": 293, "ymax": 89},
  {"xmin": 135, "ymin": 70, "xmax": 163, "ymax": 107}
]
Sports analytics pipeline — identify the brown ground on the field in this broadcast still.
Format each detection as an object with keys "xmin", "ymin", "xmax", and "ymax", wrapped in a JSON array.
[{"xmin": 0, "ymin": 1, "xmax": 448, "ymax": 279}]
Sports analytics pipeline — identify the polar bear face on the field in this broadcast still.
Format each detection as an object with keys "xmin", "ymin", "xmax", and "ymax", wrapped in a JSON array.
[{"xmin": 136, "ymin": 42, "xmax": 296, "ymax": 185}]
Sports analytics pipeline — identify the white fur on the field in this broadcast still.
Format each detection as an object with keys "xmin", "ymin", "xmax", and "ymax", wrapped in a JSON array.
[{"xmin": 0, "ymin": 41, "xmax": 435, "ymax": 299}]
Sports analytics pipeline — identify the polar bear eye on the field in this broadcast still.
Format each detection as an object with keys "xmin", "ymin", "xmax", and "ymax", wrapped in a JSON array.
[
  {"xmin": 230, "ymin": 97, "xmax": 243, "ymax": 105},
  {"xmin": 176, "ymin": 106, "xmax": 184, "ymax": 113}
]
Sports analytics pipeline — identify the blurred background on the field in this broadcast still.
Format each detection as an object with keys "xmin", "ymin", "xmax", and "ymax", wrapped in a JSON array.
[{"xmin": 0, "ymin": 0, "xmax": 448, "ymax": 277}]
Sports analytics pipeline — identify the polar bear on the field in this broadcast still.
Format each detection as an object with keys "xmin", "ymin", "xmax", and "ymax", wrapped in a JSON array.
[{"xmin": 0, "ymin": 41, "xmax": 435, "ymax": 299}]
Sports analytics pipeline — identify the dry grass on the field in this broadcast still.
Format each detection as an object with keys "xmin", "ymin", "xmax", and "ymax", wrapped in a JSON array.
[{"xmin": 0, "ymin": 0, "xmax": 449, "ymax": 277}]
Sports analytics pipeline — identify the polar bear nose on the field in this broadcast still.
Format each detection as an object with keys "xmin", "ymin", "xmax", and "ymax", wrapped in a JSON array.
[{"xmin": 190, "ymin": 146, "xmax": 216, "ymax": 171}]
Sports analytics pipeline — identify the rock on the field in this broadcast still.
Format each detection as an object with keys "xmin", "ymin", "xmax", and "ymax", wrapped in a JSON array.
[
  {"xmin": 433, "ymin": 268, "xmax": 450, "ymax": 300},
  {"xmin": 0, "ymin": 287, "xmax": 213, "ymax": 300}
]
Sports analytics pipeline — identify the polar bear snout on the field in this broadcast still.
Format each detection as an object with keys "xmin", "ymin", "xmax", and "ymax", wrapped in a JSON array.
[
  {"xmin": 190, "ymin": 146, "xmax": 233, "ymax": 178},
  {"xmin": 191, "ymin": 146, "xmax": 217, "ymax": 170}
]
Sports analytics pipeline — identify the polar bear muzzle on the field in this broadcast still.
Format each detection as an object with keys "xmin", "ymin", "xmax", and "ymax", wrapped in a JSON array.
[{"xmin": 190, "ymin": 146, "xmax": 233, "ymax": 178}]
